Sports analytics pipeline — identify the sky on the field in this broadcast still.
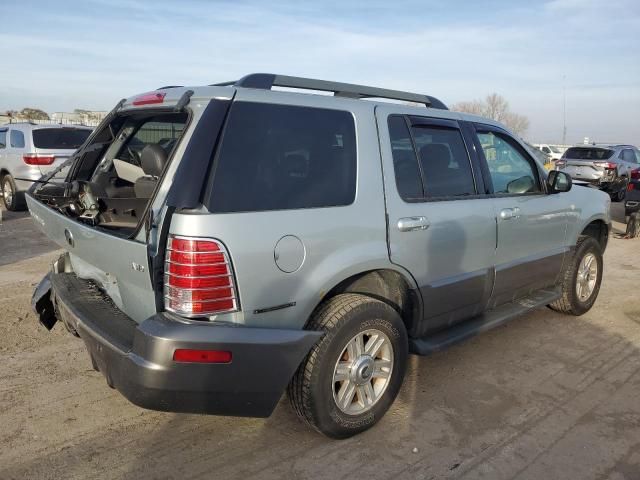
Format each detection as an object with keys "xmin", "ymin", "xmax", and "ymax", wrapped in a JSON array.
[{"xmin": 0, "ymin": 0, "xmax": 638, "ymax": 144}]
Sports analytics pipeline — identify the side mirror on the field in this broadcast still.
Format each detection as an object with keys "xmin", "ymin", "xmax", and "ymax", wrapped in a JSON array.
[{"xmin": 547, "ymin": 170, "xmax": 572, "ymax": 193}]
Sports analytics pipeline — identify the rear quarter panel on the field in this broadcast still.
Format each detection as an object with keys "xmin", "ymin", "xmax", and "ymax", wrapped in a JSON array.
[{"xmin": 563, "ymin": 184, "xmax": 611, "ymax": 246}]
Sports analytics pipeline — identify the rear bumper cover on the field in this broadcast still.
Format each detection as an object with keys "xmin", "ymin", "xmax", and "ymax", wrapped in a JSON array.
[{"xmin": 33, "ymin": 269, "xmax": 322, "ymax": 418}]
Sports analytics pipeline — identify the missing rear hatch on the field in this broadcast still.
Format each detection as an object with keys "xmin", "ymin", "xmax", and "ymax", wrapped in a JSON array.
[{"xmin": 32, "ymin": 110, "xmax": 189, "ymax": 235}]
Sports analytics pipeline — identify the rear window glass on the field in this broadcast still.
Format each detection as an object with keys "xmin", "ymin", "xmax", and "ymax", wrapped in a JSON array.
[
  {"xmin": 32, "ymin": 128, "xmax": 91, "ymax": 149},
  {"xmin": 564, "ymin": 147, "xmax": 614, "ymax": 160},
  {"xmin": 209, "ymin": 102, "xmax": 356, "ymax": 213}
]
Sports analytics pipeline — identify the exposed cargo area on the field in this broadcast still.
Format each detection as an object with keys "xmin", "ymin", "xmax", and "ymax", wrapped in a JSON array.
[{"xmin": 30, "ymin": 109, "xmax": 188, "ymax": 234}]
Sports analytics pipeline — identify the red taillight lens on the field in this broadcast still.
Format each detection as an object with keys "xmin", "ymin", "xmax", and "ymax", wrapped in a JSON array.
[
  {"xmin": 595, "ymin": 161, "xmax": 617, "ymax": 169},
  {"xmin": 23, "ymin": 154, "xmax": 54, "ymax": 165},
  {"xmin": 132, "ymin": 92, "xmax": 166, "ymax": 106},
  {"xmin": 631, "ymin": 168, "xmax": 640, "ymax": 180},
  {"xmin": 164, "ymin": 236, "xmax": 238, "ymax": 317},
  {"xmin": 173, "ymin": 349, "xmax": 232, "ymax": 363},
  {"xmin": 628, "ymin": 183, "xmax": 634, "ymax": 191}
]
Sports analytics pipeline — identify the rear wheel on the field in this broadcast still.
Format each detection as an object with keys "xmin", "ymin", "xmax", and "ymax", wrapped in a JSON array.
[
  {"xmin": 288, "ymin": 294, "xmax": 408, "ymax": 438},
  {"xmin": 1, "ymin": 174, "xmax": 25, "ymax": 211},
  {"xmin": 549, "ymin": 236, "xmax": 603, "ymax": 315}
]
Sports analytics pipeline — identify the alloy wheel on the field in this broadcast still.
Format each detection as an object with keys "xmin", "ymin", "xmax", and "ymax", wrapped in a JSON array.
[{"xmin": 332, "ymin": 329, "xmax": 394, "ymax": 415}]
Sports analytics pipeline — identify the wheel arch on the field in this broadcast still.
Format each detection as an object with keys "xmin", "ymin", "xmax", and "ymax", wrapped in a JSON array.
[
  {"xmin": 578, "ymin": 218, "xmax": 609, "ymax": 252},
  {"xmin": 309, "ymin": 267, "xmax": 422, "ymax": 335}
]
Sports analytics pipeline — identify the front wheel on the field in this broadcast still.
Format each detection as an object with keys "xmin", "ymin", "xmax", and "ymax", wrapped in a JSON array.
[
  {"xmin": 549, "ymin": 236, "xmax": 603, "ymax": 315},
  {"xmin": 288, "ymin": 294, "xmax": 408, "ymax": 439}
]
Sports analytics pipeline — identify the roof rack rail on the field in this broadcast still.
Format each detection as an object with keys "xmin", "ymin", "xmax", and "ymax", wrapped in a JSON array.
[{"xmin": 211, "ymin": 73, "xmax": 448, "ymax": 110}]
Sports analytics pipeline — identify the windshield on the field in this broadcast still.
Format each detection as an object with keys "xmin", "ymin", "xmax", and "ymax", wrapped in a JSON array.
[
  {"xmin": 563, "ymin": 147, "xmax": 614, "ymax": 160},
  {"xmin": 32, "ymin": 128, "xmax": 92, "ymax": 149}
]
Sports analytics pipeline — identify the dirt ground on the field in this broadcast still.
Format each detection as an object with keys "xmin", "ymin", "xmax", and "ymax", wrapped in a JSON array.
[{"xmin": 0, "ymin": 203, "xmax": 639, "ymax": 480}]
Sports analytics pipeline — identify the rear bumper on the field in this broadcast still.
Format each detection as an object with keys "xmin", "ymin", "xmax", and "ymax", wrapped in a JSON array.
[{"xmin": 34, "ymin": 269, "xmax": 322, "ymax": 418}]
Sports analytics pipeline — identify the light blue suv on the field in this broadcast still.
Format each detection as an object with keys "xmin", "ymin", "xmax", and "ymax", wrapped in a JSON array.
[{"xmin": 28, "ymin": 74, "xmax": 610, "ymax": 438}]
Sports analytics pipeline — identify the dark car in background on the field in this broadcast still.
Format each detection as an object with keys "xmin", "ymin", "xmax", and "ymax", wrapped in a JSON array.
[{"xmin": 624, "ymin": 167, "xmax": 640, "ymax": 217}]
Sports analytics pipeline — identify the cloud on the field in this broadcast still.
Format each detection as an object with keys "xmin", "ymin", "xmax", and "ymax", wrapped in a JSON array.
[{"xmin": 0, "ymin": 0, "xmax": 638, "ymax": 143}]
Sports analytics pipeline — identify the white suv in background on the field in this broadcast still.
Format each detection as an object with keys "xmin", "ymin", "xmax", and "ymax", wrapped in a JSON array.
[
  {"xmin": 0, "ymin": 123, "xmax": 92, "ymax": 210},
  {"xmin": 536, "ymin": 144, "xmax": 564, "ymax": 161}
]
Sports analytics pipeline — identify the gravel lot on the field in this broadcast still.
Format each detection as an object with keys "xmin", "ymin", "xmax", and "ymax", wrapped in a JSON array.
[{"xmin": 0, "ymin": 203, "xmax": 639, "ymax": 480}]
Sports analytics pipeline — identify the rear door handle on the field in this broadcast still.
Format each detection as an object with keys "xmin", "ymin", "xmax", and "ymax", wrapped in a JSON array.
[
  {"xmin": 499, "ymin": 207, "xmax": 520, "ymax": 220},
  {"xmin": 397, "ymin": 216, "xmax": 430, "ymax": 232}
]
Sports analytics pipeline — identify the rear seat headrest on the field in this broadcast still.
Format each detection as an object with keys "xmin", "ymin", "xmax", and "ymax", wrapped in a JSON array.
[{"xmin": 140, "ymin": 144, "xmax": 168, "ymax": 177}]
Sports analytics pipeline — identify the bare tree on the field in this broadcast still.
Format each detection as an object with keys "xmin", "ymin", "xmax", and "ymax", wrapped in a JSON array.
[{"xmin": 452, "ymin": 93, "xmax": 529, "ymax": 136}]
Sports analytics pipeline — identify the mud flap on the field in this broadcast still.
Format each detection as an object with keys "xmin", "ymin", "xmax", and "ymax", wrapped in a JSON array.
[{"xmin": 31, "ymin": 273, "xmax": 57, "ymax": 330}]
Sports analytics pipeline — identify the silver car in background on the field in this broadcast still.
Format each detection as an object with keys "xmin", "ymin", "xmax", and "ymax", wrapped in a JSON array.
[
  {"xmin": 0, "ymin": 123, "xmax": 92, "ymax": 210},
  {"xmin": 555, "ymin": 144, "xmax": 640, "ymax": 201}
]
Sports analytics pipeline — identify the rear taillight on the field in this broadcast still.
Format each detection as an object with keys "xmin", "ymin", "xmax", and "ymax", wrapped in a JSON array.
[
  {"xmin": 628, "ymin": 183, "xmax": 634, "ymax": 191},
  {"xmin": 595, "ymin": 161, "xmax": 617, "ymax": 169},
  {"xmin": 631, "ymin": 168, "xmax": 640, "ymax": 180},
  {"xmin": 23, "ymin": 154, "xmax": 54, "ymax": 165},
  {"xmin": 132, "ymin": 92, "xmax": 166, "ymax": 106},
  {"xmin": 164, "ymin": 235, "xmax": 238, "ymax": 317}
]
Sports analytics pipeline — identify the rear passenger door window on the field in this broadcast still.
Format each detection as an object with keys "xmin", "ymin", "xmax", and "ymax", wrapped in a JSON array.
[
  {"xmin": 10, "ymin": 130, "xmax": 25, "ymax": 148},
  {"xmin": 620, "ymin": 149, "xmax": 638, "ymax": 163},
  {"xmin": 387, "ymin": 115, "xmax": 476, "ymax": 200},
  {"xmin": 209, "ymin": 102, "xmax": 356, "ymax": 213},
  {"xmin": 476, "ymin": 129, "xmax": 541, "ymax": 195}
]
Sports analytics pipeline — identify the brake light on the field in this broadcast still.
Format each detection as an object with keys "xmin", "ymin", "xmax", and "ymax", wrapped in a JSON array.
[
  {"xmin": 595, "ymin": 161, "xmax": 617, "ymax": 169},
  {"xmin": 631, "ymin": 168, "xmax": 640, "ymax": 180},
  {"xmin": 23, "ymin": 154, "xmax": 54, "ymax": 165},
  {"xmin": 132, "ymin": 92, "xmax": 166, "ymax": 106},
  {"xmin": 173, "ymin": 349, "xmax": 232, "ymax": 363},
  {"xmin": 628, "ymin": 183, "xmax": 634, "ymax": 191},
  {"xmin": 164, "ymin": 235, "xmax": 238, "ymax": 317}
]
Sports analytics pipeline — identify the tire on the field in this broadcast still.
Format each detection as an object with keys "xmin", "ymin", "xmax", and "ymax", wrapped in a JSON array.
[
  {"xmin": 549, "ymin": 236, "xmax": 603, "ymax": 315},
  {"xmin": 1, "ymin": 174, "xmax": 25, "ymax": 211},
  {"xmin": 615, "ymin": 187, "xmax": 626, "ymax": 202},
  {"xmin": 288, "ymin": 293, "xmax": 408, "ymax": 439}
]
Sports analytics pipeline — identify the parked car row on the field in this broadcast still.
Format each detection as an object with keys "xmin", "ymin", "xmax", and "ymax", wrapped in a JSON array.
[
  {"xmin": 0, "ymin": 123, "xmax": 92, "ymax": 210},
  {"xmin": 554, "ymin": 144, "xmax": 640, "ymax": 202}
]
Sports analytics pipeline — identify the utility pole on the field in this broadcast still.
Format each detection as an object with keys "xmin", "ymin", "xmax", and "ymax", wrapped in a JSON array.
[{"xmin": 562, "ymin": 75, "xmax": 567, "ymax": 146}]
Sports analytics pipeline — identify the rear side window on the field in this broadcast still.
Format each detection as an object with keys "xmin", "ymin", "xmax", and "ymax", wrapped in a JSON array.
[
  {"xmin": 387, "ymin": 115, "xmax": 476, "ymax": 200},
  {"xmin": 209, "ymin": 102, "xmax": 356, "ymax": 213},
  {"xmin": 412, "ymin": 126, "xmax": 476, "ymax": 197},
  {"xmin": 10, "ymin": 130, "xmax": 25, "ymax": 148},
  {"xmin": 0, "ymin": 130, "xmax": 6, "ymax": 149},
  {"xmin": 32, "ymin": 128, "xmax": 91, "ymax": 149},
  {"xmin": 620, "ymin": 149, "xmax": 638, "ymax": 163},
  {"xmin": 564, "ymin": 147, "xmax": 613, "ymax": 160}
]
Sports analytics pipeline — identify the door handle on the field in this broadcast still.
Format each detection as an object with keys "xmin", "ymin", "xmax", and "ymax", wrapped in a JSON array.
[
  {"xmin": 499, "ymin": 207, "xmax": 520, "ymax": 220},
  {"xmin": 397, "ymin": 216, "xmax": 430, "ymax": 232}
]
